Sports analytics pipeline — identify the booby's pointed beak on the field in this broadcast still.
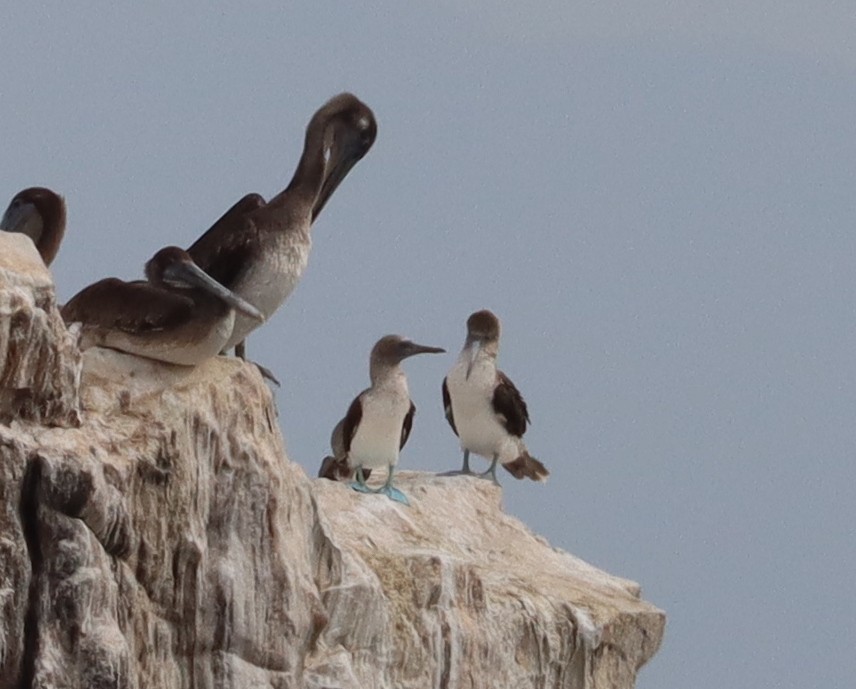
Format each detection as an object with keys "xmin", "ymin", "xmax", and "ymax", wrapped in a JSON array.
[
  {"xmin": 0, "ymin": 201, "xmax": 37, "ymax": 237},
  {"xmin": 465, "ymin": 340, "xmax": 482, "ymax": 379},
  {"xmin": 312, "ymin": 129, "xmax": 373, "ymax": 221},
  {"xmin": 165, "ymin": 261, "xmax": 266, "ymax": 322},
  {"xmin": 403, "ymin": 342, "xmax": 446, "ymax": 359}
]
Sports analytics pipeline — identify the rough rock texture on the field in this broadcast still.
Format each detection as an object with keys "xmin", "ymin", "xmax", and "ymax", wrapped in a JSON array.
[
  {"xmin": 0, "ymin": 232, "xmax": 80, "ymax": 426},
  {"xmin": 0, "ymin": 233, "xmax": 664, "ymax": 688},
  {"xmin": 310, "ymin": 477, "xmax": 663, "ymax": 689}
]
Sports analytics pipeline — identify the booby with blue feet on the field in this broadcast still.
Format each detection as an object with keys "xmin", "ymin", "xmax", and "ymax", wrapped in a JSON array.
[
  {"xmin": 321, "ymin": 335, "xmax": 445, "ymax": 504},
  {"xmin": 442, "ymin": 310, "xmax": 549, "ymax": 484}
]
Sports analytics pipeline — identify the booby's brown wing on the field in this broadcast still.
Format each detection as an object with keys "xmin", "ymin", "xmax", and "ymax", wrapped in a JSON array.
[
  {"xmin": 61, "ymin": 279, "xmax": 196, "ymax": 333},
  {"xmin": 340, "ymin": 390, "xmax": 366, "ymax": 454},
  {"xmin": 441, "ymin": 378, "xmax": 458, "ymax": 436},
  {"xmin": 187, "ymin": 193, "xmax": 266, "ymax": 288},
  {"xmin": 400, "ymin": 401, "xmax": 416, "ymax": 450},
  {"xmin": 491, "ymin": 370, "xmax": 530, "ymax": 438},
  {"xmin": 319, "ymin": 416, "xmax": 372, "ymax": 481},
  {"xmin": 330, "ymin": 417, "xmax": 346, "ymax": 459}
]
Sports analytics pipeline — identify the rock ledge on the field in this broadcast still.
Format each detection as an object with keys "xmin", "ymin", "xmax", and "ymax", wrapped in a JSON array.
[{"xmin": 0, "ymin": 232, "xmax": 664, "ymax": 688}]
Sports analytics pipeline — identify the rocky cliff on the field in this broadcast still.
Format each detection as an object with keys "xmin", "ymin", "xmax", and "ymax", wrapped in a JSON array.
[{"xmin": 0, "ymin": 232, "xmax": 664, "ymax": 689}]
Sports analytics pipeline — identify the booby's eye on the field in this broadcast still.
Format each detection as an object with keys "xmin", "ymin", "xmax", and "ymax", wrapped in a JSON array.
[{"xmin": 357, "ymin": 116, "xmax": 370, "ymax": 131}]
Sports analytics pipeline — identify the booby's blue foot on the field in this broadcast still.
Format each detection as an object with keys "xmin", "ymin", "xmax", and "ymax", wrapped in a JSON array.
[
  {"xmin": 438, "ymin": 450, "xmax": 476, "ymax": 477},
  {"xmin": 477, "ymin": 472, "xmax": 501, "ymax": 486},
  {"xmin": 350, "ymin": 466, "xmax": 374, "ymax": 493},
  {"xmin": 461, "ymin": 449, "xmax": 473, "ymax": 475},
  {"xmin": 478, "ymin": 456, "xmax": 501, "ymax": 486},
  {"xmin": 380, "ymin": 485, "xmax": 410, "ymax": 505},
  {"xmin": 372, "ymin": 465, "xmax": 409, "ymax": 504}
]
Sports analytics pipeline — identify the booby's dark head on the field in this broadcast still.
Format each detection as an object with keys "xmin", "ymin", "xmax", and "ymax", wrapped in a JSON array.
[
  {"xmin": 312, "ymin": 93, "xmax": 377, "ymax": 220},
  {"xmin": 464, "ymin": 310, "xmax": 501, "ymax": 378},
  {"xmin": 370, "ymin": 334, "xmax": 445, "ymax": 376},
  {"xmin": 466, "ymin": 309, "xmax": 501, "ymax": 343},
  {"xmin": 145, "ymin": 246, "xmax": 265, "ymax": 322},
  {"xmin": 0, "ymin": 187, "xmax": 66, "ymax": 265}
]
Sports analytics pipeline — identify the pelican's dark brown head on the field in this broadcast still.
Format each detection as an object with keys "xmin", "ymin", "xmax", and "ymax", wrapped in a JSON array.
[
  {"xmin": 0, "ymin": 186, "xmax": 66, "ymax": 265},
  {"xmin": 319, "ymin": 92, "xmax": 377, "ymax": 156},
  {"xmin": 145, "ymin": 246, "xmax": 264, "ymax": 321},
  {"xmin": 312, "ymin": 93, "xmax": 377, "ymax": 220},
  {"xmin": 466, "ymin": 310, "xmax": 501, "ymax": 343},
  {"xmin": 144, "ymin": 246, "xmax": 193, "ymax": 287}
]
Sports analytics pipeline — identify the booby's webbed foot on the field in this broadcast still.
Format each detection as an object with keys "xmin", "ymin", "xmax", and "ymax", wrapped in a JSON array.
[
  {"xmin": 478, "ymin": 457, "xmax": 501, "ymax": 486},
  {"xmin": 477, "ymin": 471, "xmax": 501, "ymax": 486},
  {"xmin": 439, "ymin": 450, "xmax": 475, "ymax": 477},
  {"xmin": 439, "ymin": 467, "xmax": 476, "ymax": 477},
  {"xmin": 350, "ymin": 465, "xmax": 410, "ymax": 504},
  {"xmin": 350, "ymin": 466, "xmax": 372, "ymax": 493},
  {"xmin": 379, "ymin": 485, "xmax": 410, "ymax": 505}
]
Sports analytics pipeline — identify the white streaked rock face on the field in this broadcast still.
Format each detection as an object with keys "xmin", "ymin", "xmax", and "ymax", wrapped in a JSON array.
[
  {"xmin": 0, "ymin": 232, "xmax": 80, "ymax": 426},
  {"xmin": 0, "ymin": 249, "xmax": 664, "ymax": 689},
  {"xmin": 310, "ymin": 473, "xmax": 663, "ymax": 689}
]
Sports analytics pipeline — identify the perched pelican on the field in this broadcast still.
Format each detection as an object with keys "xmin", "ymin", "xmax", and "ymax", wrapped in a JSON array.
[
  {"xmin": 187, "ymin": 92, "xmax": 377, "ymax": 357},
  {"xmin": 0, "ymin": 187, "xmax": 66, "ymax": 265},
  {"xmin": 442, "ymin": 310, "xmax": 549, "ymax": 484},
  {"xmin": 320, "ymin": 335, "xmax": 445, "ymax": 504},
  {"xmin": 62, "ymin": 247, "xmax": 264, "ymax": 366}
]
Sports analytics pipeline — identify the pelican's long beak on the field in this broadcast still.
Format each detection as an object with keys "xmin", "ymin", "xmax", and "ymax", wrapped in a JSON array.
[
  {"xmin": 1, "ymin": 201, "xmax": 38, "ymax": 238},
  {"xmin": 312, "ymin": 129, "xmax": 372, "ymax": 221},
  {"xmin": 168, "ymin": 261, "xmax": 265, "ymax": 322}
]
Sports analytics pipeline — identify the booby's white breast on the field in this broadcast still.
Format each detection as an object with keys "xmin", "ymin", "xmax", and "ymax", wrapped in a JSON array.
[
  {"xmin": 446, "ymin": 355, "xmax": 519, "ymax": 463},
  {"xmin": 348, "ymin": 379, "xmax": 411, "ymax": 470}
]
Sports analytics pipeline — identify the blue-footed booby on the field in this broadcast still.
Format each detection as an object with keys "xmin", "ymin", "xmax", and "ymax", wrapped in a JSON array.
[
  {"xmin": 442, "ymin": 310, "xmax": 549, "ymax": 484},
  {"xmin": 61, "ymin": 247, "xmax": 264, "ymax": 366},
  {"xmin": 320, "ymin": 335, "xmax": 445, "ymax": 504},
  {"xmin": 187, "ymin": 93, "xmax": 376, "ymax": 358},
  {"xmin": 0, "ymin": 187, "xmax": 66, "ymax": 265}
]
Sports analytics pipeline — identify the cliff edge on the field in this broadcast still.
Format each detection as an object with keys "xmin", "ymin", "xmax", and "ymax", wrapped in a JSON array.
[{"xmin": 0, "ymin": 232, "xmax": 664, "ymax": 688}]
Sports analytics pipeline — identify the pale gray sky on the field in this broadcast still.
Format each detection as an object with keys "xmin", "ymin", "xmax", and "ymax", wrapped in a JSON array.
[{"xmin": 3, "ymin": 4, "xmax": 855, "ymax": 688}]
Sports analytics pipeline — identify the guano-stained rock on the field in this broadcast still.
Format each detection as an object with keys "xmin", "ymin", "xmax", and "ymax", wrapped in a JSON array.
[
  {"xmin": 0, "ymin": 238, "xmax": 664, "ymax": 688},
  {"xmin": 0, "ymin": 232, "xmax": 80, "ymax": 427}
]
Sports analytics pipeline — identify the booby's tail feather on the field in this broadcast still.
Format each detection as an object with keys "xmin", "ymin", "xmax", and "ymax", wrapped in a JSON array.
[
  {"xmin": 503, "ymin": 452, "xmax": 549, "ymax": 482},
  {"xmin": 318, "ymin": 455, "xmax": 345, "ymax": 480},
  {"xmin": 318, "ymin": 456, "xmax": 372, "ymax": 482}
]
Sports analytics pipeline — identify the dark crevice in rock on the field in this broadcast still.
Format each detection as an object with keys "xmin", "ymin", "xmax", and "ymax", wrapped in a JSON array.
[{"xmin": 19, "ymin": 457, "xmax": 43, "ymax": 689}]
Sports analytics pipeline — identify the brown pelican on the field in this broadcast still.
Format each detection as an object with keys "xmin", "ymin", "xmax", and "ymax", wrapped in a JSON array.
[
  {"xmin": 0, "ymin": 187, "xmax": 66, "ymax": 265},
  {"xmin": 442, "ymin": 310, "xmax": 549, "ymax": 484},
  {"xmin": 187, "ymin": 92, "xmax": 377, "ymax": 357},
  {"xmin": 62, "ymin": 246, "xmax": 264, "ymax": 366},
  {"xmin": 319, "ymin": 335, "xmax": 445, "ymax": 504}
]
